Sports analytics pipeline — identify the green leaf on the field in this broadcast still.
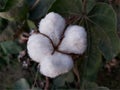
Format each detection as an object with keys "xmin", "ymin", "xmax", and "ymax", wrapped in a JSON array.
[
  {"xmin": 0, "ymin": 23, "xmax": 15, "ymax": 42},
  {"xmin": 0, "ymin": 0, "xmax": 19, "ymax": 11},
  {"xmin": 0, "ymin": 56, "xmax": 9, "ymax": 66},
  {"xmin": 0, "ymin": 41, "xmax": 22, "ymax": 55},
  {"xmin": 0, "ymin": 20, "xmax": 29, "ymax": 42},
  {"xmin": 26, "ymin": 0, "xmax": 36, "ymax": 8},
  {"xmin": 81, "ymin": 80, "xmax": 98, "ymax": 90},
  {"xmin": 0, "ymin": 12, "xmax": 14, "ymax": 21},
  {"xmin": 49, "ymin": 0, "xmax": 82, "ymax": 17},
  {"xmin": 13, "ymin": 78, "xmax": 30, "ymax": 90},
  {"xmin": 81, "ymin": 80, "xmax": 110, "ymax": 90},
  {"xmin": 86, "ymin": 0, "xmax": 96, "ymax": 14},
  {"xmin": 0, "ymin": 0, "xmax": 28, "ymax": 22},
  {"xmin": 27, "ymin": 20, "xmax": 37, "ymax": 30},
  {"xmin": 88, "ymin": 3, "xmax": 120, "ymax": 60},
  {"xmin": 50, "ymin": 1, "xmax": 120, "ymax": 60},
  {"xmin": 29, "ymin": 0, "xmax": 56, "ymax": 20},
  {"xmin": 49, "ymin": 0, "xmax": 95, "ymax": 16},
  {"xmin": 0, "ymin": 0, "xmax": 8, "ymax": 10},
  {"xmin": 48, "ymin": 0, "xmax": 120, "ymax": 86},
  {"xmin": 53, "ymin": 71, "xmax": 74, "ymax": 87},
  {"xmin": 83, "ymin": 26, "xmax": 102, "ymax": 82},
  {"xmin": 0, "ymin": 18, "xmax": 8, "ymax": 33},
  {"xmin": 31, "ymin": 87, "xmax": 42, "ymax": 90},
  {"xmin": 97, "ymin": 87, "xmax": 110, "ymax": 90}
]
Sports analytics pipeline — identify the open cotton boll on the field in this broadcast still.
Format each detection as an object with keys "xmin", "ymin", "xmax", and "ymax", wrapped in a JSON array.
[
  {"xmin": 59, "ymin": 25, "xmax": 87, "ymax": 54},
  {"xmin": 27, "ymin": 33, "xmax": 53, "ymax": 63},
  {"xmin": 39, "ymin": 12, "xmax": 65, "ymax": 46},
  {"xmin": 40, "ymin": 52, "xmax": 73, "ymax": 78}
]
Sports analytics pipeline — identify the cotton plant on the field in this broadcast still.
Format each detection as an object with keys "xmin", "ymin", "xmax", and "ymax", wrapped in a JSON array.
[{"xmin": 27, "ymin": 12, "xmax": 87, "ymax": 78}]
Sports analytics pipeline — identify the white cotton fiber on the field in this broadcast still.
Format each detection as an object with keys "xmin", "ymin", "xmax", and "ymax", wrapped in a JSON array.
[
  {"xmin": 27, "ymin": 33, "xmax": 53, "ymax": 63},
  {"xmin": 59, "ymin": 25, "xmax": 87, "ymax": 54},
  {"xmin": 39, "ymin": 12, "xmax": 65, "ymax": 46},
  {"xmin": 27, "ymin": 12, "xmax": 87, "ymax": 78},
  {"xmin": 40, "ymin": 52, "xmax": 73, "ymax": 78}
]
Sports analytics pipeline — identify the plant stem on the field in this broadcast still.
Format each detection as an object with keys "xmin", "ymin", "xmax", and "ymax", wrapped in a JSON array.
[
  {"xmin": 44, "ymin": 77, "xmax": 49, "ymax": 90},
  {"xmin": 73, "ymin": 60, "xmax": 80, "ymax": 89},
  {"xmin": 31, "ymin": 69, "xmax": 39, "ymax": 88},
  {"xmin": 82, "ymin": 0, "xmax": 87, "ymax": 14}
]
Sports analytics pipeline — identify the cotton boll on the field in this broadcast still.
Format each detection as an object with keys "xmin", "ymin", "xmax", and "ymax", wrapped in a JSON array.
[
  {"xmin": 39, "ymin": 12, "xmax": 65, "ymax": 46},
  {"xmin": 40, "ymin": 52, "xmax": 73, "ymax": 78},
  {"xmin": 27, "ymin": 33, "xmax": 53, "ymax": 63},
  {"xmin": 59, "ymin": 25, "xmax": 87, "ymax": 54}
]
